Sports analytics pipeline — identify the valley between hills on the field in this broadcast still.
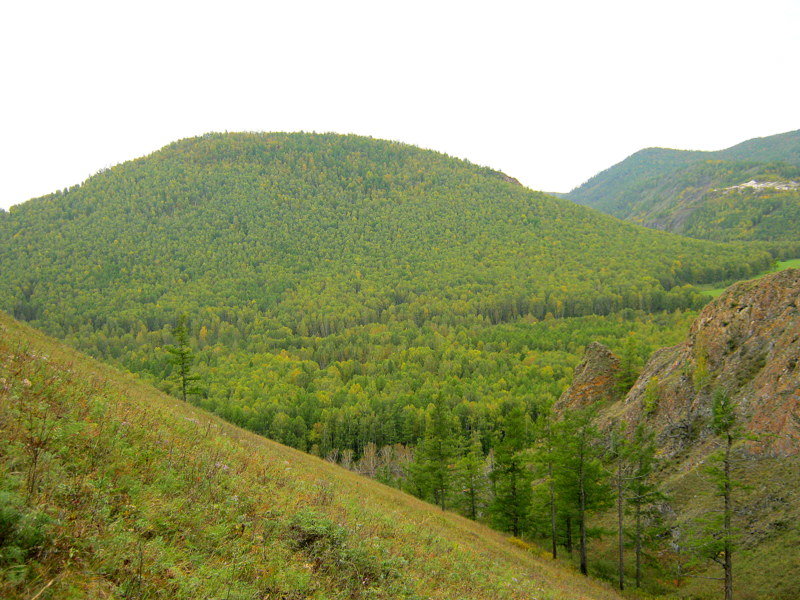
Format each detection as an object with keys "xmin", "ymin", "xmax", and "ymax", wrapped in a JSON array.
[{"xmin": 2, "ymin": 129, "xmax": 799, "ymax": 599}]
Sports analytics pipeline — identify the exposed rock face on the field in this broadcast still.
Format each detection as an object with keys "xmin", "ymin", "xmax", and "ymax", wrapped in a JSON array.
[
  {"xmin": 621, "ymin": 269, "xmax": 800, "ymax": 456},
  {"xmin": 556, "ymin": 269, "xmax": 800, "ymax": 598},
  {"xmin": 556, "ymin": 342, "xmax": 621, "ymax": 412}
]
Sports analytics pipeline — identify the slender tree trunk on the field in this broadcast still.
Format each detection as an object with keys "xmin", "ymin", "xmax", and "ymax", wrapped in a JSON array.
[
  {"xmin": 579, "ymin": 448, "xmax": 588, "ymax": 576},
  {"xmin": 510, "ymin": 470, "xmax": 519, "ymax": 536},
  {"xmin": 635, "ymin": 503, "xmax": 642, "ymax": 588},
  {"xmin": 181, "ymin": 366, "xmax": 187, "ymax": 401},
  {"xmin": 617, "ymin": 460, "xmax": 625, "ymax": 590},
  {"xmin": 469, "ymin": 482, "xmax": 477, "ymax": 520},
  {"xmin": 549, "ymin": 458, "xmax": 558, "ymax": 559},
  {"xmin": 565, "ymin": 516, "xmax": 573, "ymax": 555},
  {"xmin": 723, "ymin": 432, "xmax": 733, "ymax": 600},
  {"xmin": 579, "ymin": 512, "xmax": 588, "ymax": 575}
]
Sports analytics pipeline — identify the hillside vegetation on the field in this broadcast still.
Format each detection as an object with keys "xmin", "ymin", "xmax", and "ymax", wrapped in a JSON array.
[
  {"xmin": 0, "ymin": 133, "xmax": 780, "ymax": 538},
  {"xmin": 1, "ymin": 133, "xmax": 770, "ymax": 332},
  {"xmin": 565, "ymin": 269, "xmax": 800, "ymax": 599},
  {"xmin": 0, "ymin": 310, "xmax": 623, "ymax": 600},
  {"xmin": 0, "ymin": 133, "xmax": 771, "ymax": 456},
  {"xmin": 566, "ymin": 129, "xmax": 800, "ymax": 244}
]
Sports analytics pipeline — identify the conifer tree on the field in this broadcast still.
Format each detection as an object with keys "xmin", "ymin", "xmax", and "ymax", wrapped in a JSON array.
[
  {"xmin": 688, "ymin": 388, "xmax": 741, "ymax": 600},
  {"xmin": 616, "ymin": 334, "xmax": 640, "ymax": 396},
  {"xmin": 165, "ymin": 314, "xmax": 200, "ymax": 402},
  {"xmin": 554, "ymin": 407, "xmax": 613, "ymax": 575},
  {"xmin": 712, "ymin": 389, "xmax": 737, "ymax": 600},
  {"xmin": 607, "ymin": 422, "xmax": 630, "ymax": 590},
  {"xmin": 489, "ymin": 403, "xmax": 533, "ymax": 536},
  {"xmin": 625, "ymin": 423, "xmax": 666, "ymax": 589},
  {"xmin": 531, "ymin": 399, "xmax": 559, "ymax": 559},
  {"xmin": 455, "ymin": 430, "xmax": 488, "ymax": 520},
  {"xmin": 408, "ymin": 402, "xmax": 457, "ymax": 510}
]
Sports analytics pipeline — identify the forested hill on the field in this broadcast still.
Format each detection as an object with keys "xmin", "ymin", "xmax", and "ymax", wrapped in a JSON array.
[
  {"xmin": 0, "ymin": 132, "xmax": 772, "ymax": 466},
  {"xmin": 566, "ymin": 129, "xmax": 800, "ymax": 242},
  {"xmin": 0, "ymin": 132, "xmax": 770, "ymax": 337}
]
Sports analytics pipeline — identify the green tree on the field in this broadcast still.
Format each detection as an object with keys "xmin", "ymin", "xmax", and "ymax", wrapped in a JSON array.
[
  {"xmin": 408, "ymin": 403, "xmax": 457, "ymax": 510},
  {"xmin": 616, "ymin": 334, "xmax": 640, "ymax": 396},
  {"xmin": 690, "ymin": 388, "xmax": 740, "ymax": 600},
  {"xmin": 554, "ymin": 407, "xmax": 613, "ymax": 576},
  {"xmin": 455, "ymin": 430, "xmax": 488, "ymax": 520},
  {"xmin": 607, "ymin": 422, "xmax": 630, "ymax": 590},
  {"xmin": 531, "ymin": 400, "xmax": 559, "ymax": 559},
  {"xmin": 625, "ymin": 423, "xmax": 666, "ymax": 589},
  {"xmin": 165, "ymin": 315, "xmax": 200, "ymax": 402},
  {"xmin": 489, "ymin": 403, "xmax": 533, "ymax": 537}
]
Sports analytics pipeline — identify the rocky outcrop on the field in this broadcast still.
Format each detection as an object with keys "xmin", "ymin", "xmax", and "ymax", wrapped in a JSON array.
[
  {"xmin": 555, "ymin": 269, "xmax": 800, "ymax": 598},
  {"xmin": 620, "ymin": 269, "xmax": 800, "ymax": 456},
  {"xmin": 556, "ymin": 342, "xmax": 621, "ymax": 412}
]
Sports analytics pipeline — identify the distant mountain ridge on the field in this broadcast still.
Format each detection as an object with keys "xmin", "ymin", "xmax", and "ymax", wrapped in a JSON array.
[{"xmin": 566, "ymin": 129, "xmax": 800, "ymax": 243}]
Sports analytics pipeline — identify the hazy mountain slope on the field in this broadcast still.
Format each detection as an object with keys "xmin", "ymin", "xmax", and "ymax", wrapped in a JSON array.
[
  {"xmin": 719, "ymin": 128, "xmax": 800, "ymax": 164},
  {"xmin": 0, "ymin": 310, "xmax": 623, "ymax": 600},
  {"xmin": 566, "ymin": 147, "xmax": 705, "ymax": 215},
  {"xmin": 559, "ymin": 269, "xmax": 800, "ymax": 599},
  {"xmin": 566, "ymin": 130, "xmax": 800, "ymax": 243}
]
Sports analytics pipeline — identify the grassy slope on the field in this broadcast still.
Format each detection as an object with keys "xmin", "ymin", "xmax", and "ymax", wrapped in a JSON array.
[{"xmin": 0, "ymin": 311, "xmax": 622, "ymax": 600}]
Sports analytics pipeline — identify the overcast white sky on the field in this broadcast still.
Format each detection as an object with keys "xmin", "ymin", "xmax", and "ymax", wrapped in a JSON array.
[{"xmin": 1, "ymin": 0, "xmax": 798, "ymax": 210}]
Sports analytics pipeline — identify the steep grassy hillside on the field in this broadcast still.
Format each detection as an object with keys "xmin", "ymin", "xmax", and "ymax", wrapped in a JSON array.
[
  {"xmin": 566, "ymin": 130, "xmax": 800, "ymax": 244},
  {"xmin": 0, "ymin": 310, "xmax": 624, "ymax": 600}
]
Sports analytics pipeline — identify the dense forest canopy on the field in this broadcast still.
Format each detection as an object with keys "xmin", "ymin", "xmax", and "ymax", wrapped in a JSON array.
[
  {"xmin": 0, "ymin": 132, "xmax": 774, "ymax": 457},
  {"xmin": 0, "ymin": 132, "xmax": 771, "ymax": 330}
]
